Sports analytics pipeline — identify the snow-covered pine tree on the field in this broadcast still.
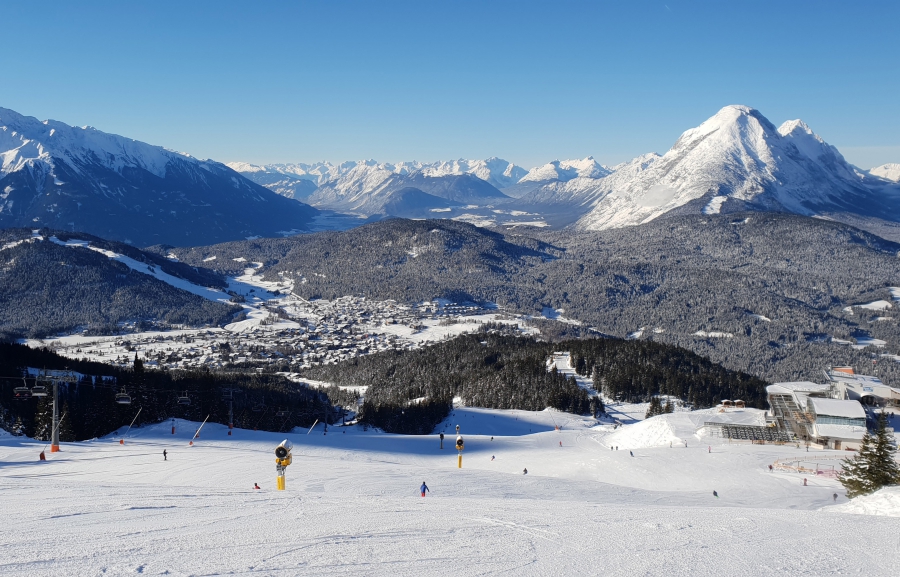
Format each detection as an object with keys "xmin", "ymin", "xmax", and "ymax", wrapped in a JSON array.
[
  {"xmin": 32, "ymin": 396, "xmax": 53, "ymax": 441},
  {"xmin": 12, "ymin": 416, "xmax": 25, "ymax": 436},
  {"xmin": 645, "ymin": 397, "xmax": 663, "ymax": 419},
  {"xmin": 58, "ymin": 402, "xmax": 76, "ymax": 442},
  {"xmin": 869, "ymin": 412, "xmax": 900, "ymax": 490}
]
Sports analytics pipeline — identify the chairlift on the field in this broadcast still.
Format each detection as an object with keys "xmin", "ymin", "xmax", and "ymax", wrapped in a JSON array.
[
  {"xmin": 222, "ymin": 390, "xmax": 233, "ymax": 401},
  {"xmin": 252, "ymin": 403, "xmax": 266, "ymax": 413},
  {"xmin": 177, "ymin": 392, "xmax": 191, "ymax": 406},
  {"xmin": 115, "ymin": 388, "xmax": 132, "ymax": 405},
  {"xmin": 31, "ymin": 384, "xmax": 48, "ymax": 397},
  {"xmin": 13, "ymin": 385, "xmax": 32, "ymax": 400},
  {"xmin": 275, "ymin": 409, "xmax": 288, "ymax": 418}
]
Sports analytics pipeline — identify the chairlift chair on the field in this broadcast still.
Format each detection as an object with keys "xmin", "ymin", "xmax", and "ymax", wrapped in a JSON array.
[
  {"xmin": 115, "ymin": 388, "xmax": 132, "ymax": 405},
  {"xmin": 252, "ymin": 403, "xmax": 266, "ymax": 413},
  {"xmin": 13, "ymin": 386, "xmax": 32, "ymax": 400},
  {"xmin": 275, "ymin": 409, "xmax": 288, "ymax": 418},
  {"xmin": 31, "ymin": 384, "xmax": 48, "ymax": 397},
  {"xmin": 177, "ymin": 392, "xmax": 191, "ymax": 406}
]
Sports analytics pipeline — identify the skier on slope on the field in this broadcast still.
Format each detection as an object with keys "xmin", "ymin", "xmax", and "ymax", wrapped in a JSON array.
[
  {"xmin": 713, "ymin": 490, "xmax": 718, "ymax": 498},
  {"xmin": 163, "ymin": 449, "xmax": 167, "ymax": 461},
  {"xmin": 523, "ymin": 468, "xmax": 528, "ymax": 475},
  {"xmin": 629, "ymin": 451, "xmax": 634, "ymax": 457},
  {"xmin": 420, "ymin": 481, "xmax": 429, "ymax": 497},
  {"xmin": 253, "ymin": 483, "xmax": 260, "ymax": 490}
]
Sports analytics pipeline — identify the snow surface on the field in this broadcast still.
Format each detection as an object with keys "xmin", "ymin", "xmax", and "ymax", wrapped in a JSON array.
[
  {"xmin": 826, "ymin": 486, "xmax": 900, "ymax": 517},
  {"xmin": 2, "ymin": 411, "xmax": 898, "ymax": 576}
]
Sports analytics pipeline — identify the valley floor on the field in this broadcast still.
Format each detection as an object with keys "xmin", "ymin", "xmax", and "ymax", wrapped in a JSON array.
[{"xmin": 1, "ymin": 409, "xmax": 898, "ymax": 576}]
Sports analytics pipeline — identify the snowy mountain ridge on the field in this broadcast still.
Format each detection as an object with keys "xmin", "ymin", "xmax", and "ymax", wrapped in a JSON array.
[
  {"xmin": 0, "ymin": 107, "xmax": 319, "ymax": 246},
  {"xmin": 0, "ymin": 106, "xmax": 198, "ymax": 180},
  {"xmin": 572, "ymin": 105, "xmax": 900, "ymax": 231},
  {"xmin": 229, "ymin": 158, "xmax": 527, "ymax": 189},
  {"xmin": 870, "ymin": 163, "xmax": 900, "ymax": 182}
]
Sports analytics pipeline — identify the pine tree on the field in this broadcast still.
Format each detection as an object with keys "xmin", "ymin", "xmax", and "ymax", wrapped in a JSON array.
[
  {"xmin": 32, "ymin": 396, "xmax": 53, "ymax": 441},
  {"xmin": 664, "ymin": 399, "xmax": 674, "ymax": 414},
  {"xmin": 58, "ymin": 402, "xmax": 76, "ymax": 442},
  {"xmin": 12, "ymin": 416, "xmax": 25, "ymax": 436},
  {"xmin": 645, "ymin": 397, "xmax": 663, "ymax": 419},
  {"xmin": 870, "ymin": 412, "xmax": 900, "ymax": 490},
  {"xmin": 838, "ymin": 413, "xmax": 900, "ymax": 498}
]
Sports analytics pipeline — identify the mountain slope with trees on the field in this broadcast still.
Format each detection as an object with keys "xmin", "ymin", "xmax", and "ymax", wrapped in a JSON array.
[{"xmin": 303, "ymin": 333, "xmax": 768, "ymax": 434}]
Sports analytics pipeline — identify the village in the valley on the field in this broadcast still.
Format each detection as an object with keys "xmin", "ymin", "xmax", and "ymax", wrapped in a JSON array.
[{"xmin": 29, "ymin": 291, "xmax": 533, "ymax": 373}]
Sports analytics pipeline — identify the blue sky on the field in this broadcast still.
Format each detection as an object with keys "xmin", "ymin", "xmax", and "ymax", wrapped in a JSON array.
[{"xmin": 1, "ymin": 0, "xmax": 897, "ymax": 169}]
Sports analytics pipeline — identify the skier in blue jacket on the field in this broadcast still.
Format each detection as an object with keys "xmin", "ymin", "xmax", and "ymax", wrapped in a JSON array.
[{"xmin": 420, "ymin": 481, "xmax": 429, "ymax": 497}]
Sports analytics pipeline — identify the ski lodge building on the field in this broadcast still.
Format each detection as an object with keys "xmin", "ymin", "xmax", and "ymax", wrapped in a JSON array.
[
  {"xmin": 765, "ymin": 380, "xmax": 868, "ymax": 450},
  {"xmin": 824, "ymin": 366, "xmax": 900, "ymax": 408}
]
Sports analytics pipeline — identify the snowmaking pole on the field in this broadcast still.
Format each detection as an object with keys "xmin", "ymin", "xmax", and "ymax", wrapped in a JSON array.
[
  {"xmin": 306, "ymin": 419, "xmax": 319, "ymax": 435},
  {"xmin": 455, "ymin": 424, "xmax": 464, "ymax": 468},
  {"xmin": 189, "ymin": 415, "xmax": 210, "ymax": 446},
  {"xmin": 51, "ymin": 378, "xmax": 60, "ymax": 452},
  {"xmin": 120, "ymin": 407, "xmax": 143, "ymax": 445}
]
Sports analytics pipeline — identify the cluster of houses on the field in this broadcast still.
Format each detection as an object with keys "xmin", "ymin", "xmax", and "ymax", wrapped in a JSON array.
[
  {"xmin": 45, "ymin": 297, "xmax": 502, "ymax": 372},
  {"xmin": 766, "ymin": 367, "xmax": 900, "ymax": 450}
]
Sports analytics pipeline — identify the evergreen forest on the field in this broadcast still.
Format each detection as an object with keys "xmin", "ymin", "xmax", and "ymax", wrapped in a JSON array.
[
  {"xmin": 303, "ymin": 332, "xmax": 769, "ymax": 434},
  {"xmin": 0, "ymin": 343, "xmax": 341, "ymax": 441}
]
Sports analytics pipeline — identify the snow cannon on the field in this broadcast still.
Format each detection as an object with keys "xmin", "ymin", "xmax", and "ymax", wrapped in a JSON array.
[
  {"xmin": 456, "ymin": 435, "xmax": 464, "ymax": 468},
  {"xmin": 274, "ymin": 439, "xmax": 293, "ymax": 490}
]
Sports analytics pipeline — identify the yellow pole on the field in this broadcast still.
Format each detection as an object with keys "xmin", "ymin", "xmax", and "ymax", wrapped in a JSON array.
[
  {"xmin": 277, "ymin": 475, "xmax": 285, "ymax": 490},
  {"xmin": 458, "ymin": 453, "xmax": 462, "ymax": 468}
]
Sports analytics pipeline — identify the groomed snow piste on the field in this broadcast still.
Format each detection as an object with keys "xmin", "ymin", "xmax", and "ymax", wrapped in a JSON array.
[{"xmin": 1, "ymin": 407, "xmax": 898, "ymax": 576}]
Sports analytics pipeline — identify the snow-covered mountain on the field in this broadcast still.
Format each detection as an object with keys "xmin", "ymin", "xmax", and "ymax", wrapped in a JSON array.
[
  {"xmin": 310, "ymin": 170, "xmax": 508, "ymax": 217},
  {"xmin": 571, "ymin": 105, "xmax": 900, "ymax": 231},
  {"xmin": 870, "ymin": 163, "xmax": 900, "ymax": 182},
  {"xmin": 418, "ymin": 158, "xmax": 527, "ymax": 189},
  {"xmin": 0, "ymin": 107, "xmax": 318, "ymax": 246},
  {"xmin": 230, "ymin": 159, "xmax": 513, "ymax": 218},
  {"xmin": 501, "ymin": 157, "xmax": 612, "ymax": 199}
]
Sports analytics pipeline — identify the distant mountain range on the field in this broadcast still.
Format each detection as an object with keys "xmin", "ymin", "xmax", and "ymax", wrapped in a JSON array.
[
  {"xmin": 1, "ymin": 104, "xmax": 898, "ymax": 248},
  {"xmin": 230, "ymin": 105, "xmax": 900, "ymax": 238},
  {"xmin": 0, "ymin": 108, "xmax": 319, "ymax": 246}
]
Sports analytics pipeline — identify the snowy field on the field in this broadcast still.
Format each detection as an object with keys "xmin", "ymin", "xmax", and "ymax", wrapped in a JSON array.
[{"xmin": 2, "ymin": 408, "xmax": 899, "ymax": 576}]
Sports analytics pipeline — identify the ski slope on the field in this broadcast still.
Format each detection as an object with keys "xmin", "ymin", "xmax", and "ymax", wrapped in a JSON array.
[{"xmin": 1, "ymin": 411, "xmax": 898, "ymax": 576}]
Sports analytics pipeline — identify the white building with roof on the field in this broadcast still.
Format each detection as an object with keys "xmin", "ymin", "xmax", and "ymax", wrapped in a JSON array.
[
  {"xmin": 825, "ymin": 367, "xmax": 900, "ymax": 408},
  {"xmin": 765, "ymin": 381, "xmax": 869, "ymax": 449},
  {"xmin": 807, "ymin": 397, "xmax": 868, "ymax": 450}
]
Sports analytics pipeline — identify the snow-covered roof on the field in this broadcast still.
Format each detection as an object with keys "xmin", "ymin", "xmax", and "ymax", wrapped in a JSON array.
[
  {"xmin": 813, "ymin": 424, "xmax": 867, "ymax": 440},
  {"xmin": 826, "ymin": 371, "xmax": 884, "ymax": 387},
  {"xmin": 766, "ymin": 382, "xmax": 831, "ymax": 395},
  {"xmin": 808, "ymin": 398, "xmax": 866, "ymax": 419}
]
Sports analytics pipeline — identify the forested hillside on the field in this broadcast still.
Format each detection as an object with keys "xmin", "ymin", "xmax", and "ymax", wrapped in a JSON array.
[
  {"xmin": 303, "ymin": 333, "xmax": 768, "ymax": 434},
  {"xmin": 0, "ymin": 343, "xmax": 339, "ymax": 441},
  {"xmin": 164, "ymin": 214, "xmax": 900, "ymax": 384},
  {"xmin": 0, "ymin": 229, "xmax": 236, "ymax": 339}
]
